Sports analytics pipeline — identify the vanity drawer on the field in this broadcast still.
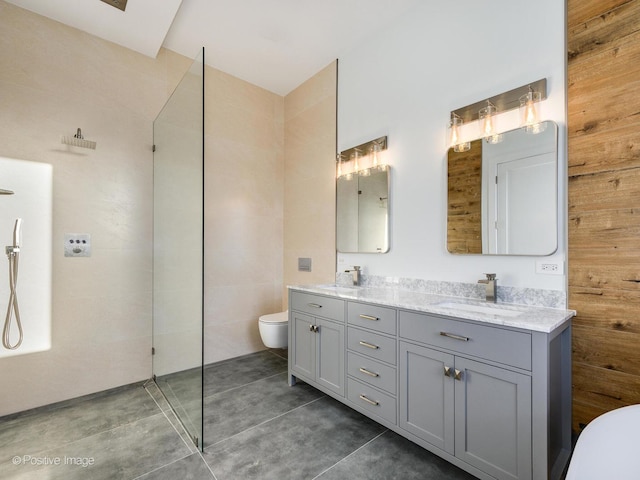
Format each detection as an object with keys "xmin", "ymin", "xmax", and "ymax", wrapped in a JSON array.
[
  {"xmin": 347, "ymin": 302, "xmax": 397, "ymax": 335},
  {"xmin": 399, "ymin": 310, "xmax": 531, "ymax": 370},
  {"xmin": 290, "ymin": 291, "xmax": 345, "ymax": 322},
  {"xmin": 347, "ymin": 351, "xmax": 397, "ymax": 395},
  {"xmin": 347, "ymin": 327, "xmax": 397, "ymax": 365},
  {"xmin": 347, "ymin": 377, "xmax": 397, "ymax": 424}
]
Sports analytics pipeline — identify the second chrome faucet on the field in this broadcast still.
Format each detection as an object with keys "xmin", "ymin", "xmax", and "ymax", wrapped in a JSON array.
[
  {"xmin": 478, "ymin": 273, "xmax": 497, "ymax": 303},
  {"xmin": 345, "ymin": 266, "xmax": 361, "ymax": 286}
]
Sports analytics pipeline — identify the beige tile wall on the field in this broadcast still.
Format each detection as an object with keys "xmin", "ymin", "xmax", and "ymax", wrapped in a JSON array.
[
  {"xmin": 283, "ymin": 62, "xmax": 338, "ymax": 306},
  {"xmin": 0, "ymin": 0, "xmax": 193, "ymax": 415},
  {"xmin": 0, "ymin": 0, "xmax": 337, "ymax": 415},
  {"xmin": 203, "ymin": 68, "xmax": 285, "ymax": 364}
]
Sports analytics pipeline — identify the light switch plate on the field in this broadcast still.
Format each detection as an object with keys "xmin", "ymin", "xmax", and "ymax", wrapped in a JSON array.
[{"xmin": 64, "ymin": 233, "xmax": 91, "ymax": 257}]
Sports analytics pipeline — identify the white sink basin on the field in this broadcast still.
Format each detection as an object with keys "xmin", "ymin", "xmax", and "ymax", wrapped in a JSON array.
[
  {"xmin": 317, "ymin": 284, "xmax": 360, "ymax": 294},
  {"xmin": 437, "ymin": 302, "xmax": 523, "ymax": 317}
]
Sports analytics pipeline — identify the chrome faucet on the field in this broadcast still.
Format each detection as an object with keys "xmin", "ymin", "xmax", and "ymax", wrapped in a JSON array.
[
  {"xmin": 478, "ymin": 273, "xmax": 497, "ymax": 303},
  {"xmin": 345, "ymin": 266, "xmax": 361, "ymax": 286}
]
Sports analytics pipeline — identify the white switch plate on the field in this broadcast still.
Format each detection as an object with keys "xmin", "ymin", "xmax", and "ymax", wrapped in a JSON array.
[
  {"xmin": 64, "ymin": 233, "xmax": 91, "ymax": 257},
  {"xmin": 535, "ymin": 260, "xmax": 564, "ymax": 275}
]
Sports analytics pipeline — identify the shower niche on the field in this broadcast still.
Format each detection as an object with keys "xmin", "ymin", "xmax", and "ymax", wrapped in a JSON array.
[{"xmin": 0, "ymin": 157, "xmax": 52, "ymax": 358}]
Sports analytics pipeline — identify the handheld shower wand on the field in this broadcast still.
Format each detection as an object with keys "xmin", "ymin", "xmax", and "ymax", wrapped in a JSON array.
[
  {"xmin": 3, "ymin": 218, "xmax": 23, "ymax": 350},
  {"xmin": 13, "ymin": 218, "xmax": 22, "ymax": 247}
]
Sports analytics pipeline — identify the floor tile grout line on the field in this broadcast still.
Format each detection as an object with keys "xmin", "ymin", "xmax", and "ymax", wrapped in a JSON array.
[
  {"xmin": 266, "ymin": 348, "xmax": 288, "ymax": 361},
  {"xmin": 144, "ymin": 382, "xmax": 171, "ymax": 414},
  {"xmin": 143, "ymin": 382, "xmax": 197, "ymax": 453},
  {"xmin": 0, "ymin": 383, "xmax": 148, "ymax": 423},
  {"xmin": 146, "ymin": 363, "xmax": 291, "ymax": 453},
  {"xmin": 129, "ymin": 451, "xmax": 194, "ymax": 480},
  {"xmin": 203, "ymin": 350, "xmax": 283, "ymax": 371},
  {"xmin": 196, "ymin": 449, "xmax": 219, "ymax": 480},
  {"xmin": 2, "ymin": 387, "xmax": 169, "ymax": 460},
  {"xmin": 203, "ymin": 395, "xmax": 327, "ymax": 451},
  {"xmin": 310, "ymin": 429, "xmax": 389, "ymax": 480},
  {"xmin": 154, "ymin": 381, "xmax": 199, "ymax": 439},
  {"xmin": 202, "ymin": 370, "xmax": 288, "ymax": 400},
  {"xmin": 6, "ymin": 410, "xmax": 177, "ymax": 460},
  {"xmin": 159, "ymin": 405, "xmax": 198, "ymax": 453}
]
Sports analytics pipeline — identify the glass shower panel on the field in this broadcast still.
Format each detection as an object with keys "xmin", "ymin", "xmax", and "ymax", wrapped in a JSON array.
[{"xmin": 152, "ymin": 48, "xmax": 204, "ymax": 449}]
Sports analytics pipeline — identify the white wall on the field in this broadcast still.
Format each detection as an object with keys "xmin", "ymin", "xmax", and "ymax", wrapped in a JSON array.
[{"xmin": 337, "ymin": 0, "xmax": 567, "ymax": 291}]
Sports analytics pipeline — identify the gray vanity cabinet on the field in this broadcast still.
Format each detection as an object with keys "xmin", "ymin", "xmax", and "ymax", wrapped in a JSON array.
[
  {"xmin": 399, "ymin": 342, "xmax": 455, "ymax": 453},
  {"xmin": 289, "ymin": 292, "xmax": 345, "ymax": 397},
  {"xmin": 345, "ymin": 301, "xmax": 398, "ymax": 425},
  {"xmin": 289, "ymin": 288, "xmax": 572, "ymax": 480},
  {"xmin": 399, "ymin": 310, "xmax": 533, "ymax": 480},
  {"xmin": 454, "ymin": 356, "xmax": 531, "ymax": 480}
]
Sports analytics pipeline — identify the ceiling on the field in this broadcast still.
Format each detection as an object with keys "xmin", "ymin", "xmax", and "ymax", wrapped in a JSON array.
[{"xmin": 6, "ymin": 0, "xmax": 421, "ymax": 95}]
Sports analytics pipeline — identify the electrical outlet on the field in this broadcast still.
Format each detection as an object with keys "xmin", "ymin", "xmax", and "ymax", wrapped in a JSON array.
[
  {"xmin": 64, "ymin": 233, "xmax": 91, "ymax": 257},
  {"xmin": 535, "ymin": 260, "xmax": 564, "ymax": 275}
]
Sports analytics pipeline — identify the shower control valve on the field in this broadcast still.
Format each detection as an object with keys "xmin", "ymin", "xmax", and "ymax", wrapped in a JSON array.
[{"xmin": 64, "ymin": 233, "xmax": 92, "ymax": 257}]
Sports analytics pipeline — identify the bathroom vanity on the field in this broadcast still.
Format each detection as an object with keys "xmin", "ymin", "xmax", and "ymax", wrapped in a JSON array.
[{"xmin": 288, "ymin": 285, "xmax": 574, "ymax": 480}]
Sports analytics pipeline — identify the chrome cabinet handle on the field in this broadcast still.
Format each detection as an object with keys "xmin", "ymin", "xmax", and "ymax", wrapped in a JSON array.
[
  {"xmin": 309, "ymin": 324, "xmax": 314, "ymax": 332},
  {"xmin": 309, "ymin": 325, "xmax": 319, "ymax": 333},
  {"xmin": 454, "ymin": 369, "xmax": 463, "ymax": 381},
  {"xmin": 440, "ymin": 331, "xmax": 470, "ymax": 342},
  {"xmin": 359, "ymin": 394, "xmax": 379, "ymax": 406},
  {"xmin": 307, "ymin": 303, "xmax": 322, "ymax": 308},
  {"xmin": 359, "ymin": 367, "xmax": 379, "ymax": 378},
  {"xmin": 359, "ymin": 341, "xmax": 379, "ymax": 350},
  {"xmin": 359, "ymin": 314, "xmax": 379, "ymax": 321},
  {"xmin": 444, "ymin": 366, "xmax": 452, "ymax": 377}
]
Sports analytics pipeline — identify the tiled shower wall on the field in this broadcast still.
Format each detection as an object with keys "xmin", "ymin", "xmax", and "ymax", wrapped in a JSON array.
[
  {"xmin": 0, "ymin": 0, "xmax": 189, "ymax": 415},
  {"xmin": 0, "ymin": 1, "xmax": 337, "ymax": 415}
]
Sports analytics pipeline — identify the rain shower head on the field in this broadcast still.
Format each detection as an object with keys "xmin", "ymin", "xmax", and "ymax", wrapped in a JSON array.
[
  {"xmin": 0, "ymin": 189, "xmax": 14, "ymax": 195},
  {"xmin": 61, "ymin": 128, "xmax": 96, "ymax": 150}
]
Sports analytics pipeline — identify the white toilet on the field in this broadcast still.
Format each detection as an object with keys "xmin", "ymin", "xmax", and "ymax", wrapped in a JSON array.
[{"xmin": 258, "ymin": 310, "xmax": 288, "ymax": 348}]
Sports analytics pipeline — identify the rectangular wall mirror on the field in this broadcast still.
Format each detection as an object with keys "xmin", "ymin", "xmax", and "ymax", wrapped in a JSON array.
[
  {"xmin": 337, "ymin": 167, "xmax": 390, "ymax": 253},
  {"xmin": 447, "ymin": 120, "xmax": 558, "ymax": 255}
]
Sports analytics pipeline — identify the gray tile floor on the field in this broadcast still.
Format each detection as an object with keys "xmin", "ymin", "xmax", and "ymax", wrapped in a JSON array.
[{"xmin": 0, "ymin": 350, "xmax": 477, "ymax": 479}]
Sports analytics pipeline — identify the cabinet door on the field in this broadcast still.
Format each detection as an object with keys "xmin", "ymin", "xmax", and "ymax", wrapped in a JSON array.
[
  {"xmin": 291, "ymin": 312, "xmax": 315, "ymax": 380},
  {"xmin": 454, "ymin": 357, "xmax": 532, "ymax": 480},
  {"xmin": 316, "ymin": 318, "xmax": 345, "ymax": 396},
  {"xmin": 399, "ymin": 342, "xmax": 454, "ymax": 454}
]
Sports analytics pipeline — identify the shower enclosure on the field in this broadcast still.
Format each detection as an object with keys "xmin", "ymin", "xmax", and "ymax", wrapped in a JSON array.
[{"xmin": 152, "ymin": 48, "xmax": 204, "ymax": 449}]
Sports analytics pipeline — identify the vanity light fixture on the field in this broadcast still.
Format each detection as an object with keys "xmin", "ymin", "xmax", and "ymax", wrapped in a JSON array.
[
  {"xmin": 449, "ymin": 113, "xmax": 471, "ymax": 153},
  {"xmin": 336, "ymin": 154, "xmax": 344, "ymax": 178},
  {"xmin": 519, "ymin": 86, "xmax": 547, "ymax": 134},
  {"xmin": 352, "ymin": 149, "xmax": 365, "ymax": 176},
  {"xmin": 371, "ymin": 143, "xmax": 379, "ymax": 169},
  {"xmin": 479, "ymin": 101, "xmax": 503, "ymax": 144},
  {"xmin": 337, "ymin": 136, "xmax": 388, "ymax": 178},
  {"xmin": 449, "ymin": 78, "xmax": 547, "ymax": 146}
]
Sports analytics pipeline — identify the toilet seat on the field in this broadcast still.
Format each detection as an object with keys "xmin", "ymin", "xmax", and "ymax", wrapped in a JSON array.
[{"xmin": 259, "ymin": 311, "xmax": 288, "ymax": 324}]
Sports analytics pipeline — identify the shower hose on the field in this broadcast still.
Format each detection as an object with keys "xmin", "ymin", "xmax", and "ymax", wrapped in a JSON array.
[{"xmin": 2, "ymin": 246, "xmax": 22, "ymax": 350}]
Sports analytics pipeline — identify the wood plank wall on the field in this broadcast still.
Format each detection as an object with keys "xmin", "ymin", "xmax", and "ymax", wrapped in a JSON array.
[
  {"xmin": 568, "ymin": 0, "xmax": 640, "ymax": 430},
  {"xmin": 447, "ymin": 140, "xmax": 482, "ymax": 254}
]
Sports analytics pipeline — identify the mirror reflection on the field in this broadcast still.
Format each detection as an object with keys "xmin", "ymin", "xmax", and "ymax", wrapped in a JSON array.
[
  {"xmin": 447, "ymin": 121, "xmax": 557, "ymax": 255},
  {"xmin": 337, "ymin": 167, "xmax": 390, "ymax": 253}
]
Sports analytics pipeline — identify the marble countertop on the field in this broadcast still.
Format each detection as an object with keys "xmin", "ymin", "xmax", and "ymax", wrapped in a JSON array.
[{"xmin": 289, "ymin": 284, "xmax": 575, "ymax": 334}]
